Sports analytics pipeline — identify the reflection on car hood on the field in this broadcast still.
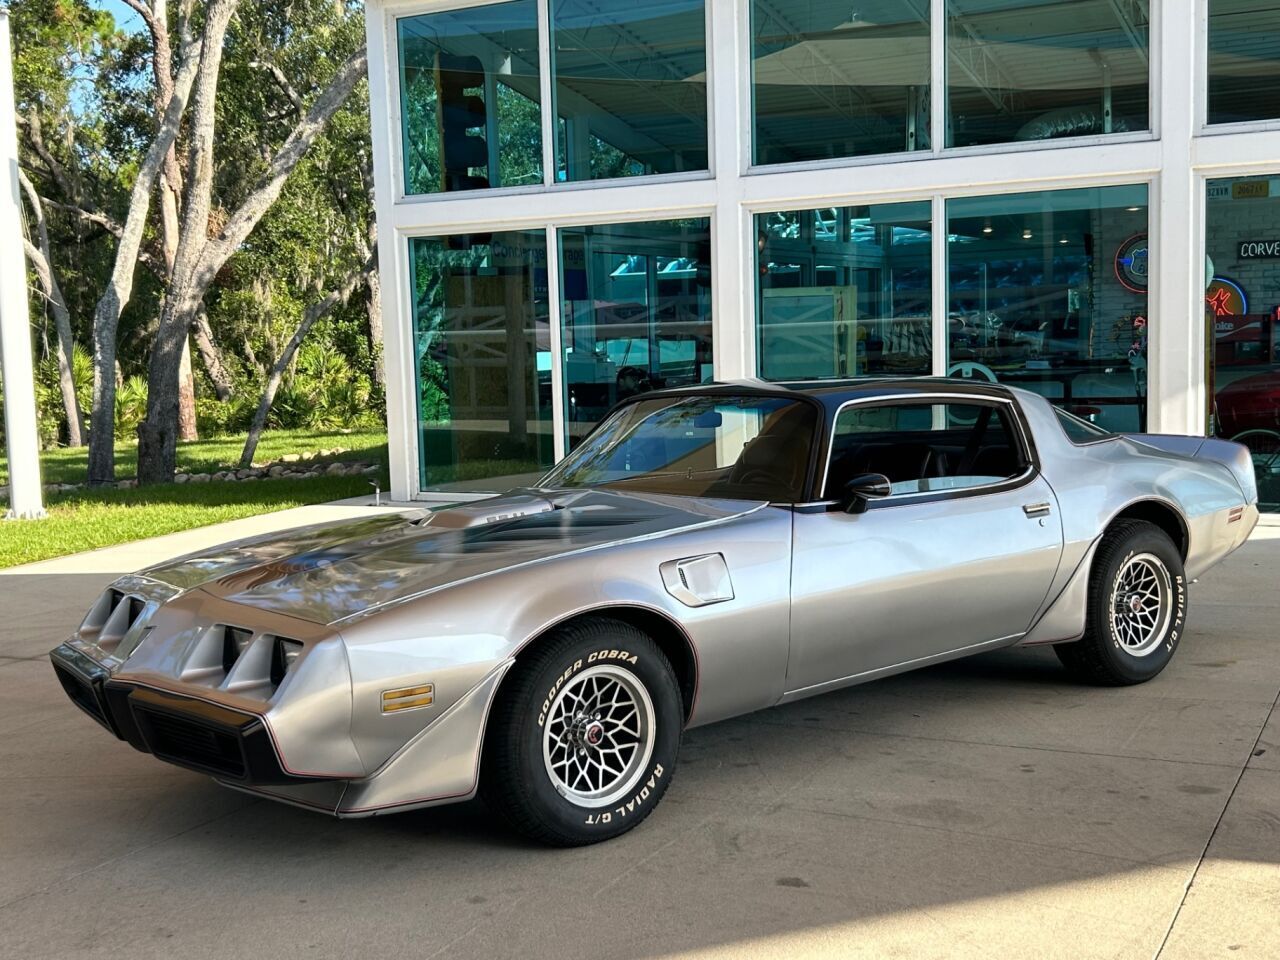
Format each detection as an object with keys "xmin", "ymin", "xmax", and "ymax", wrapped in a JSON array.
[{"xmin": 140, "ymin": 489, "xmax": 762, "ymax": 625}]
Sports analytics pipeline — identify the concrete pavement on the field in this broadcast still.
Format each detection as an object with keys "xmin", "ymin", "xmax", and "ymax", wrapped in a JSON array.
[{"xmin": 1, "ymin": 506, "xmax": 1277, "ymax": 959}]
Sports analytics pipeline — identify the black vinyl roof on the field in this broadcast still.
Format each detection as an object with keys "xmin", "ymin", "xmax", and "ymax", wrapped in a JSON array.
[{"xmin": 645, "ymin": 377, "xmax": 1017, "ymax": 415}]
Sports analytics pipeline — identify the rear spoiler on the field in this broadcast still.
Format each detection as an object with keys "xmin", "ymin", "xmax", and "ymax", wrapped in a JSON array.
[{"xmin": 1125, "ymin": 434, "xmax": 1258, "ymax": 505}]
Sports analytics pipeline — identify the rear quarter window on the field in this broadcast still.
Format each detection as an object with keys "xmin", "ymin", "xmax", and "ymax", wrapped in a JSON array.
[{"xmin": 1054, "ymin": 407, "xmax": 1116, "ymax": 445}]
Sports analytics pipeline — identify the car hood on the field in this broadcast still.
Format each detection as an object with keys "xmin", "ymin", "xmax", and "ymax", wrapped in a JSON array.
[{"xmin": 140, "ymin": 489, "xmax": 763, "ymax": 625}]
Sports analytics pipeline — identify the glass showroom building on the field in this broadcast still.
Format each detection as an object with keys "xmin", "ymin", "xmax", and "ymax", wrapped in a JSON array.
[{"xmin": 363, "ymin": 0, "xmax": 1280, "ymax": 511}]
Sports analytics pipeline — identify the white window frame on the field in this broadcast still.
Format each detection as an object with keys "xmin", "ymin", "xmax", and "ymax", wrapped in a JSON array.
[
  {"xmin": 1197, "ymin": 0, "xmax": 1280, "ymax": 136},
  {"xmin": 367, "ymin": 0, "xmax": 1280, "ymax": 500}
]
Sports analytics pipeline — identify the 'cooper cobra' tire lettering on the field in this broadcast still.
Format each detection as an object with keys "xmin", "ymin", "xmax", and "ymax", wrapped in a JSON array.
[{"xmin": 482, "ymin": 619, "xmax": 680, "ymax": 846}]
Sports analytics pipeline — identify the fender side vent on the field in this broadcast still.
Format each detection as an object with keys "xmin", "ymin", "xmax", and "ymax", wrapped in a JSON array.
[{"xmin": 660, "ymin": 554, "xmax": 735, "ymax": 608}]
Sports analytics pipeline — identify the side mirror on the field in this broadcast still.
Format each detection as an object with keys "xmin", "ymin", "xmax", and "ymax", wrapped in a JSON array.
[{"xmin": 841, "ymin": 473, "xmax": 892, "ymax": 514}]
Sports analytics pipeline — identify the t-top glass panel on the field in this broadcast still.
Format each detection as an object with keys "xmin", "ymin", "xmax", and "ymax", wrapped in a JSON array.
[
  {"xmin": 946, "ymin": 185, "xmax": 1150, "ymax": 433},
  {"xmin": 552, "ymin": 0, "xmax": 708, "ymax": 181},
  {"xmin": 946, "ymin": 0, "xmax": 1150, "ymax": 148},
  {"xmin": 558, "ymin": 218, "xmax": 713, "ymax": 448},
  {"xmin": 397, "ymin": 1, "xmax": 542, "ymax": 195},
  {"xmin": 751, "ymin": 0, "xmax": 931, "ymax": 164},
  {"xmin": 408, "ymin": 231, "xmax": 554, "ymax": 492},
  {"xmin": 756, "ymin": 202, "xmax": 933, "ymax": 380},
  {"xmin": 1208, "ymin": 0, "xmax": 1280, "ymax": 125},
  {"xmin": 1205, "ymin": 175, "xmax": 1280, "ymax": 512}
]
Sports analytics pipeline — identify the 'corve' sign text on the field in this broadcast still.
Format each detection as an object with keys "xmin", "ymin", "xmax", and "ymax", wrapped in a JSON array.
[{"xmin": 1238, "ymin": 240, "xmax": 1280, "ymax": 259}]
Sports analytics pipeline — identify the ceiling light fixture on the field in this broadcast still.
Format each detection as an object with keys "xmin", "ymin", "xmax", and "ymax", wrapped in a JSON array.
[{"xmin": 1022, "ymin": 228, "xmax": 1033, "ymax": 240}]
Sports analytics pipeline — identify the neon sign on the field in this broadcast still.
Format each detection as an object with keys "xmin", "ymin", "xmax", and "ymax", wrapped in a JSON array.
[
  {"xmin": 1114, "ymin": 234, "xmax": 1149, "ymax": 294},
  {"xmin": 1205, "ymin": 277, "xmax": 1248, "ymax": 317}
]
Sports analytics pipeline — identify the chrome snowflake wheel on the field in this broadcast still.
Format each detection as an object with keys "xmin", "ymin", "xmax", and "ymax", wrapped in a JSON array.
[
  {"xmin": 542, "ymin": 664, "xmax": 656, "ymax": 808},
  {"xmin": 1109, "ymin": 552, "xmax": 1173, "ymax": 657}
]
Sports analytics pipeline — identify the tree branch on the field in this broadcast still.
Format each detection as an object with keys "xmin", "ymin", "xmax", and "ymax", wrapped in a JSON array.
[
  {"xmin": 118, "ymin": 0, "xmax": 160, "ymax": 35},
  {"xmin": 192, "ymin": 307, "xmax": 235, "ymax": 401},
  {"xmin": 239, "ymin": 254, "xmax": 375, "ymax": 468},
  {"xmin": 249, "ymin": 59, "xmax": 304, "ymax": 115},
  {"xmin": 19, "ymin": 169, "xmax": 86, "ymax": 445},
  {"xmin": 41, "ymin": 199, "xmax": 167, "ymax": 275},
  {"xmin": 196, "ymin": 45, "xmax": 368, "ymax": 288},
  {"xmin": 21, "ymin": 109, "xmax": 81, "ymax": 207}
]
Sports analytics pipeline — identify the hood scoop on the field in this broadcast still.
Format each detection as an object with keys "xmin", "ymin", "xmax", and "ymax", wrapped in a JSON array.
[{"xmin": 420, "ymin": 493, "xmax": 559, "ymax": 530}]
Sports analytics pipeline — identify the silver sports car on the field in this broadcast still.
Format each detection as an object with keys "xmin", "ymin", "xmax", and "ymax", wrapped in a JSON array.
[{"xmin": 50, "ymin": 379, "xmax": 1259, "ymax": 845}]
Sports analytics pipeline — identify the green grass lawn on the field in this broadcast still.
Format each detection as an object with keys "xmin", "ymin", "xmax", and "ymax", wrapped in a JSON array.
[
  {"xmin": 0, "ymin": 427, "xmax": 388, "ymax": 487},
  {"xmin": 0, "ymin": 429, "xmax": 389, "ymax": 569}
]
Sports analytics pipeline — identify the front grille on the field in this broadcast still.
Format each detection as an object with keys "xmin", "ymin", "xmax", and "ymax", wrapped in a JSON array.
[
  {"xmin": 52, "ymin": 661, "xmax": 112, "ymax": 732},
  {"xmin": 134, "ymin": 707, "xmax": 247, "ymax": 779}
]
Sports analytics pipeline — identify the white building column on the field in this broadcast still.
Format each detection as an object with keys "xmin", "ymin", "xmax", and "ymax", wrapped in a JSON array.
[
  {"xmin": 0, "ymin": 9, "xmax": 45, "ymax": 520},
  {"xmin": 708, "ymin": 0, "xmax": 752, "ymax": 381},
  {"xmin": 364, "ymin": 0, "xmax": 416, "ymax": 502},
  {"xmin": 1149, "ymin": 0, "xmax": 1204, "ymax": 436}
]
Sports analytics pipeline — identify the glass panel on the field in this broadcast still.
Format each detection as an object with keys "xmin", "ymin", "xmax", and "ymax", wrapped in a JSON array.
[
  {"xmin": 1054, "ymin": 405, "xmax": 1115, "ymax": 443},
  {"xmin": 946, "ymin": 0, "xmax": 1149, "ymax": 148},
  {"xmin": 541, "ymin": 395, "xmax": 818, "ymax": 501},
  {"xmin": 552, "ymin": 0, "xmax": 708, "ymax": 181},
  {"xmin": 756, "ymin": 202, "xmax": 932, "ymax": 380},
  {"xmin": 826, "ymin": 401, "xmax": 1025, "ymax": 497},
  {"xmin": 558, "ymin": 218, "xmax": 713, "ymax": 448},
  {"xmin": 408, "ymin": 231, "xmax": 554, "ymax": 492},
  {"xmin": 397, "ymin": 1, "xmax": 542, "ymax": 195},
  {"xmin": 750, "ymin": 0, "xmax": 930, "ymax": 164},
  {"xmin": 1208, "ymin": 0, "xmax": 1280, "ymax": 125},
  {"xmin": 946, "ymin": 186, "xmax": 1150, "ymax": 433},
  {"xmin": 1206, "ymin": 175, "xmax": 1280, "ymax": 512}
]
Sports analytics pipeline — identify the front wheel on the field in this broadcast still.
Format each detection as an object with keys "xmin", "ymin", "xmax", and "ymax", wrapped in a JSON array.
[
  {"xmin": 1055, "ymin": 519, "xmax": 1187, "ymax": 685},
  {"xmin": 481, "ymin": 617, "xmax": 681, "ymax": 846}
]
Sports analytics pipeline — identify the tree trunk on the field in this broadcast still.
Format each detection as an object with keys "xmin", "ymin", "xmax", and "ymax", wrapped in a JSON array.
[
  {"xmin": 177, "ymin": 338, "xmax": 198, "ymax": 440},
  {"xmin": 86, "ymin": 25, "xmax": 205, "ymax": 484},
  {"xmin": 239, "ymin": 259, "xmax": 373, "ymax": 468},
  {"xmin": 141, "ymin": 0, "xmax": 200, "ymax": 442},
  {"xmin": 136, "ymin": 0, "xmax": 239, "ymax": 485},
  {"xmin": 193, "ymin": 308, "xmax": 234, "ymax": 400},
  {"xmin": 18, "ymin": 171, "xmax": 84, "ymax": 446},
  {"xmin": 139, "ymin": 41, "xmax": 369, "ymax": 484},
  {"xmin": 366, "ymin": 263, "xmax": 384, "ymax": 388}
]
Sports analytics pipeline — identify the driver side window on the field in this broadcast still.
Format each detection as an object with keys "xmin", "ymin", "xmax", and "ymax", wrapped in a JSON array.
[{"xmin": 824, "ymin": 400, "xmax": 1027, "ymax": 499}]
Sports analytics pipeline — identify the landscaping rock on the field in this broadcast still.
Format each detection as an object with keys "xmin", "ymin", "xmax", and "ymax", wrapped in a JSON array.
[
  {"xmin": 268, "ymin": 465, "xmax": 286, "ymax": 477},
  {"xmin": 281, "ymin": 453, "xmax": 302, "ymax": 463},
  {"xmin": 175, "ymin": 473, "xmax": 190, "ymax": 484},
  {"xmin": 235, "ymin": 468, "xmax": 255, "ymax": 480},
  {"xmin": 361, "ymin": 466, "xmax": 380, "ymax": 476},
  {"xmin": 324, "ymin": 462, "xmax": 347, "ymax": 476},
  {"xmin": 117, "ymin": 479, "xmax": 137, "ymax": 489},
  {"xmin": 190, "ymin": 473, "xmax": 210, "ymax": 483}
]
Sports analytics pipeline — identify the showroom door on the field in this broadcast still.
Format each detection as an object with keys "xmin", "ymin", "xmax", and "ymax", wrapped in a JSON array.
[{"xmin": 784, "ymin": 398, "xmax": 1064, "ymax": 695}]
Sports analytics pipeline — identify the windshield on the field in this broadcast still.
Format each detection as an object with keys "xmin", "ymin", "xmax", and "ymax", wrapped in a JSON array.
[{"xmin": 540, "ymin": 395, "xmax": 818, "ymax": 502}]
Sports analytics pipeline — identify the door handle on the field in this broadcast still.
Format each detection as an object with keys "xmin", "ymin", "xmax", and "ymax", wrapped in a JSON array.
[{"xmin": 1022, "ymin": 502, "xmax": 1052, "ymax": 518}]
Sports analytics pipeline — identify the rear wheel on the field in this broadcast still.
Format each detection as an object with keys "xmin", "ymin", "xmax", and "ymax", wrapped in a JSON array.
[
  {"xmin": 1055, "ymin": 519, "xmax": 1187, "ymax": 685},
  {"xmin": 481, "ymin": 617, "xmax": 681, "ymax": 846}
]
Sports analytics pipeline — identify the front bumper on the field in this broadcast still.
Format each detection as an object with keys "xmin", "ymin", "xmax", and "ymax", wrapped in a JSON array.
[{"xmin": 50, "ymin": 643, "xmax": 334, "ymax": 786}]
